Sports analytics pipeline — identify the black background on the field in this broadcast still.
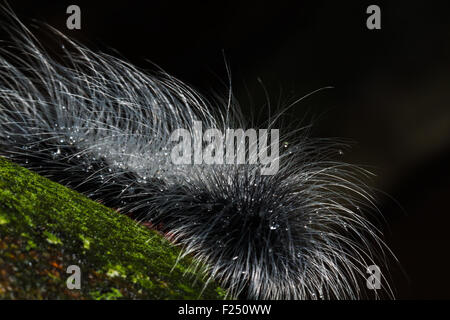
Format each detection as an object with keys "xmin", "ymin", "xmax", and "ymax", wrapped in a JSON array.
[{"xmin": 4, "ymin": 0, "xmax": 450, "ymax": 299}]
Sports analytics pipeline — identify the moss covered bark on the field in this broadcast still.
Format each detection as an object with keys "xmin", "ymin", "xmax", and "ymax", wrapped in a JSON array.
[{"xmin": 0, "ymin": 157, "xmax": 225, "ymax": 299}]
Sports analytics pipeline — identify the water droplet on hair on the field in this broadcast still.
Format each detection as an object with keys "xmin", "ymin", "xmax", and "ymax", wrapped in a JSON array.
[
  {"xmin": 270, "ymin": 222, "xmax": 279, "ymax": 230},
  {"xmin": 319, "ymin": 289, "xmax": 324, "ymax": 299}
]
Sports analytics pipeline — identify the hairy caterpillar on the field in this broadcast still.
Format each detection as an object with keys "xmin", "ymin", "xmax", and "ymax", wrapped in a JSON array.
[{"xmin": 0, "ymin": 9, "xmax": 394, "ymax": 299}]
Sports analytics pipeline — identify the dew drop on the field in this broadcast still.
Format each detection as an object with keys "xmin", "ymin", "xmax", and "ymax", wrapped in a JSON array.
[{"xmin": 270, "ymin": 223, "xmax": 279, "ymax": 230}]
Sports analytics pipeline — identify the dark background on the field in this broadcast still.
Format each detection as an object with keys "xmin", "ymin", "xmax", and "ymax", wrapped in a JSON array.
[{"xmin": 5, "ymin": 0, "xmax": 450, "ymax": 299}]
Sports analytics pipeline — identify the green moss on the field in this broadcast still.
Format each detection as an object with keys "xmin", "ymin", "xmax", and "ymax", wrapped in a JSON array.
[
  {"xmin": 79, "ymin": 234, "xmax": 91, "ymax": 250},
  {"xmin": 91, "ymin": 287, "xmax": 123, "ymax": 300},
  {"xmin": 0, "ymin": 213, "xmax": 9, "ymax": 225},
  {"xmin": 0, "ymin": 157, "xmax": 224, "ymax": 299},
  {"xmin": 43, "ymin": 231, "xmax": 63, "ymax": 245}
]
